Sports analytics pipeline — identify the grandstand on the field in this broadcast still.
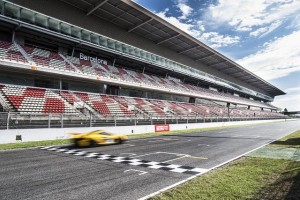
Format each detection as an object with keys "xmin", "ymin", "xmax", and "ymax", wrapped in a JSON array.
[{"xmin": 0, "ymin": 0, "xmax": 286, "ymax": 129}]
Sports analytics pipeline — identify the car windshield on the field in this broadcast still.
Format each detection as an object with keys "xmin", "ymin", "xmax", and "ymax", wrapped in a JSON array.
[
  {"xmin": 87, "ymin": 130, "xmax": 102, "ymax": 135},
  {"xmin": 101, "ymin": 132, "xmax": 112, "ymax": 136}
]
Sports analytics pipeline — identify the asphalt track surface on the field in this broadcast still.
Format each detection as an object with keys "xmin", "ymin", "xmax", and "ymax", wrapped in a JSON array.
[{"xmin": 1, "ymin": 120, "xmax": 299, "ymax": 200}]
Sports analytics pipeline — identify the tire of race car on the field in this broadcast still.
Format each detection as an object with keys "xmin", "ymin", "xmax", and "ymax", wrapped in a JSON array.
[
  {"xmin": 74, "ymin": 139, "xmax": 80, "ymax": 148},
  {"xmin": 116, "ymin": 139, "xmax": 123, "ymax": 144},
  {"xmin": 89, "ymin": 140, "xmax": 96, "ymax": 147}
]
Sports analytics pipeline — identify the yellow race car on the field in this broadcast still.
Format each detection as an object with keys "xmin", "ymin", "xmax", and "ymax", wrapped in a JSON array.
[{"xmin": 70, "ymin": 130, "xmax": 128, "ymax": 147}]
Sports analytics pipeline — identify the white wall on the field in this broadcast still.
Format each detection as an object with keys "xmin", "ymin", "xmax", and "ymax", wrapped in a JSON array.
[{"xmin": 0, "ymin": 119, "xmax": 291, "ymax": 144}]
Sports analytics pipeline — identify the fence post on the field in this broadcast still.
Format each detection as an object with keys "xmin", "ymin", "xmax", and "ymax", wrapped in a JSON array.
[
  {"xmin": 7, "ymin": 112, "xmax": 10, "ymax": 130},
  {"xmin": 48, "ymin": 113, "xmax": 51, "ymax": 128},
  {"xmin": 61, "ymin": 114, "xmax": 64, "ymax": 128},
  {"xmin": 114, "ymin": 115, "xmax": 117, "ymax": 127},
  {"xmin": 89, "ymin": 111, "xmax": 92, "ymax": 127}
]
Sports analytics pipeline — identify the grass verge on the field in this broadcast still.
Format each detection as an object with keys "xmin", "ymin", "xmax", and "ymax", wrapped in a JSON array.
[
  {"xmin": 270, "ymin": 130, "xmax": 300, "ymax": 148},
  {"xmin": 151, "ymin": 129, "xmax": 300, "ymax": 200},
  {"xmin": 0, "ymin": 139, "xmax": 71, "ymax": 150}
]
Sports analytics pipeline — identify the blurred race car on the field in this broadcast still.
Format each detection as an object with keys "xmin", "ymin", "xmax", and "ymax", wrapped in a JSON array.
[{"xmin": 70, "ymin": 130, "xmax": 128, "ymax": 147}]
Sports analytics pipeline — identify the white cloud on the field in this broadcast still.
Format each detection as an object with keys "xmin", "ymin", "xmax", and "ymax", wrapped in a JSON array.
[
  {"xmin": 201, "ymin": 32, "xmax": 240, "ymax": 48},
  {"xmin": 237, "ymin": 31, "xmax": 300, "ymax": 81},
  {"xmin": 250, "ymin": 27, "xmax": 269, "ymax": 37},
  {"xmin": 250, "ymin": 20, "xmax": 282, "ymax": 37},
  {"xmin": 177, "ymin": 1, "xmax": 193, "ymax": 19},
  {"xmin": 273, "ymin": 94, "xmax": 300, "ymax": 111},
  {"xmin": 155, "ymin": 10, "xmax": 239, "ymax": 49},
  {"xmin": 286, "ymin": 87, "xmax": 300, "ymax": 93},
  {"xmin": 155, "ymin": 9, "xmax": 202, "ymax": 38},
  {"xmin": 287, "ymin": 13, "xmax": 300, "ymax": 30},
  {"xmin": 206, "ymin": 0, "xmax": 300, "ymax": 34}
]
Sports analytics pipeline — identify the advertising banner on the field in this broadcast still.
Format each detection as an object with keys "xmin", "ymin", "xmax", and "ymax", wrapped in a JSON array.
[{"xmin": 154, "ymin": 124, "xmax": 170, "ymax": 132}]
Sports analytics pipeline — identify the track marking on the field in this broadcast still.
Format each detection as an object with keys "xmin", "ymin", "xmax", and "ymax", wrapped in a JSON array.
[
  {"xmin": 40, "ymin": 146, "xmax": 208, "ymax": 175},
  {"xmin": 131, "ymin": 152, "xmax": 208, "ymax": 160},
  {"xmin": 124, "ymin": 169, "xmax": 148, "ymax": 175},
  {"xmin": 148, "ymin": 140, "xmax": 166, "ymax": 143},
  {"xmin": 120, "ymin": 153, "xmax": 137, "ymax": 156},
  {"xmin": 218, "ymin": 131, "xmax": 228, "ymax": 133},
  {"xmin": 198, "ymin": 144, "xmax": 210, "ymax": 147},
  {"xmin": 231, "ymin": 134, "xmax": 243, "ymax": 138},
  {"xmin": 148, "ymin": 138, "xmax": 179, "ymax": 143},
  {"xmin": 122, "ymin": 144, "xmax": 135, "ymax": 147},
  {"xmin": 163, "ymin": 155, "xmax": 188, "ymax": 163}
]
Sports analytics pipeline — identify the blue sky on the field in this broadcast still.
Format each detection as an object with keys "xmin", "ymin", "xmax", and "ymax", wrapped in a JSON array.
[{"xmin": 134, "ymin": 0, "xmax": 300, "ymax": 111}]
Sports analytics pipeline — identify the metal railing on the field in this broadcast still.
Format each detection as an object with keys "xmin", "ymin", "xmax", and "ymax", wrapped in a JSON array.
[{"xmin": 0, "ymin": 112, "xmax": 287, "ymax": 130}]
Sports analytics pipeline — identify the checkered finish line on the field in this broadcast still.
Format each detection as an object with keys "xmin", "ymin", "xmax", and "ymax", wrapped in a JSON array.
[{"xmin": 40, "ymin": 146, "xmax": 208, "ymax": 175}]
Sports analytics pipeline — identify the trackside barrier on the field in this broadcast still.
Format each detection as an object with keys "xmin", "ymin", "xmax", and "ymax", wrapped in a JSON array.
[{"xmin": 0, "ymin": 119, "xmax": 297, "ymax": 144}]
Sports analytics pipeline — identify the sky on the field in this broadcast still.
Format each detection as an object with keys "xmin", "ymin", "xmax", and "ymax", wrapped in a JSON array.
[{"xmin": 133, "ymin": 0, "xmax": 300, "ymax": 111}]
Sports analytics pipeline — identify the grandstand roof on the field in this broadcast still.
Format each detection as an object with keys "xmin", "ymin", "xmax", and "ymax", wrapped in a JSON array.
[{"xmin": 61, "ymin": 0, "xmax": 285, "ymax": 96}]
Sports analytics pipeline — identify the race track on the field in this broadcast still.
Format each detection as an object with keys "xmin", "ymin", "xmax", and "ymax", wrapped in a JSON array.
[{"xmin": 1, "ymin": 120, "xmax": 299, "ymax": 200}]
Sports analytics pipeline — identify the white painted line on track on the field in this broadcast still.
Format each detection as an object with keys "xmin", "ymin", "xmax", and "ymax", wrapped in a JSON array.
[
  {"xmin": 123, "ymin": 144, "xmax": 135, "ymax": 147},
  {"xmin": 198, "ymin": 144, "xmax": 210, "ymax": 147},
  {"xmin": 148, "ymin": 140, "xmax": 165, "ymax": 143},
  {"xmin": 218, "ymin": 131, "xmax": 228, "ymax": 133},
  {"xmin": 124, "ymin": 169, "xmax": 148, "ymax": 175},
  {"xmin": 232, "ymin": 134, "xmax": 242, "ymax": 137},
  {"xmin": 120, "ymin": 153, "xmax": 137, "ymax": 156},
  {"xmin": 163, "ymin": 155, "xmax": 188, "ymax": 163},
  {"xmin": 130, "ymin": 152, "xmax": 160, "ymax": 158}
]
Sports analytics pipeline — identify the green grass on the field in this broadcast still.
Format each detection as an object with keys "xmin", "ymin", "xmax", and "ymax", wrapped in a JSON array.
[
  {"xmin": 151, "ymin": 157, "xmax": 292, "ymax": 200},
  {"xmin": 271, "ymin": 130, "xmax": 300, "ymax": 148},
  {"xmin": 150, "ymin": 129, "xmax": 300, "ymax": 200},
  {"xmin": 0, "ymin": 139, "xmax": 71, "ymax": 150},
  {"xmin": 253, "ymin": 160, "xmax": 300, "ymax": 200}
]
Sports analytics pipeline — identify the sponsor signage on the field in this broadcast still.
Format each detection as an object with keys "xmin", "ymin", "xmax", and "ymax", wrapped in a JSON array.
[
  {"xmin": 79, "ymin": 53, "xmax": 108, "ymax": 65},
  {"xmin": 154, "ymin": 124, "xmax": 170, "ymax": 132}
]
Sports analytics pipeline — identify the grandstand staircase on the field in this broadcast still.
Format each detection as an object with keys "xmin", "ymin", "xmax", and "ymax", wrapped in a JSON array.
[
  {"xmin": 113, "ymin": 97, "xmax": 151, "ymax": 118},
  {"xmin": 77, "ymin": 103, "xmax": 102, "ymax": 119},
  {"xmin": 59, "ymin": 53, "xmax": 82, "ymax": 73},
  {"xmin": 14, "ymin": 42, "xmax": 33, "ymax": 64},
  {"xmin": 58, "ymin": 91, "xmax": 101, "ymax": 118},
  {"xmin": 0, "ymin": 91, "xmax": 15, "ymax": 112}
]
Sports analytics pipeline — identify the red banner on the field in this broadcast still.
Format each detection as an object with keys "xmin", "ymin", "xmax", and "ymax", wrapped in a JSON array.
[{"xmin": 154, "ymin": 124, "xmax": 170, "ymax": 132}]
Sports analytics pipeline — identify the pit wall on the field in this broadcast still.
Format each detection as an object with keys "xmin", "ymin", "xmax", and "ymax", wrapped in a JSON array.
[{"xmin": 0, "ymin": 119, "xmax": 293, "ymax": 144}]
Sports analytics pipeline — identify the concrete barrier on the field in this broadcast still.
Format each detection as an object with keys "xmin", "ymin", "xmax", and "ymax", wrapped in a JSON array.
[{"xmin": 0, "ymin": 119, "xmax": 293, "ymax": 144}]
